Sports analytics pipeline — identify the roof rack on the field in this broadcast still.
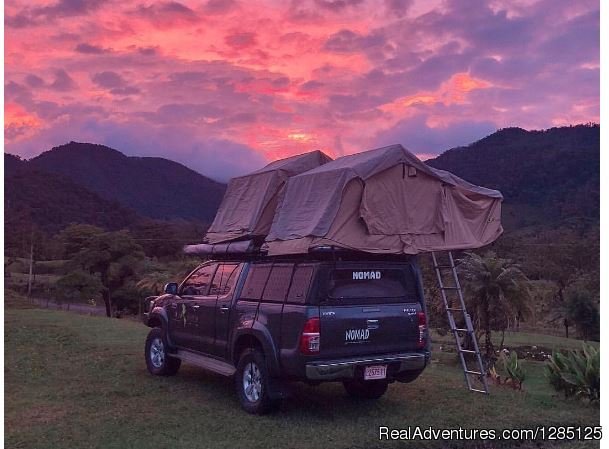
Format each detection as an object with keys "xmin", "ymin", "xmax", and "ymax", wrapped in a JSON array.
[{"xmin": 183, "ymin": 241, "xmax": 415, "ymax": 262}]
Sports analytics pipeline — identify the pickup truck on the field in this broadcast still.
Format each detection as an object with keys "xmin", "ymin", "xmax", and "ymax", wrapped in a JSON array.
[{"xmin": 142, "ymin": 254, "xmax": 430, "ymax": 414}]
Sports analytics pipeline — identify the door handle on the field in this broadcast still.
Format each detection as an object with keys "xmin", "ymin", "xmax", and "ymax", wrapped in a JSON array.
[
  {"xmin": 219, "ymin": 305, "xmax": 229, "ymax": 313},
  {"xmin": 192, "ymin": 305, "xmax": 200, "ymax": 309}
]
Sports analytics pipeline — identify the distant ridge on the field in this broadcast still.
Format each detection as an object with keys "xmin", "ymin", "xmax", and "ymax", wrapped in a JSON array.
[{"xmin": 28, "ymin": 141, "xmax": 226, "ymax": 223}]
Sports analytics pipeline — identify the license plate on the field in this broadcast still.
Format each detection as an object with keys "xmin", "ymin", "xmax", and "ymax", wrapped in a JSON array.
[{"xmin": 364, "ymin": 364, "xmax": 387, "ymax": 380}]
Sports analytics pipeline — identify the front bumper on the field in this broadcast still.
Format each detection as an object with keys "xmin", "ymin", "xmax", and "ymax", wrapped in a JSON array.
[{"xmin": 305, "ymin": 352, "xmax": 427, "ymax": 381}]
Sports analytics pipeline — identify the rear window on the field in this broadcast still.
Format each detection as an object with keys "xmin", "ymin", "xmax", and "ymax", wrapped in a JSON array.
[{"xmin": 325, "ymin": 268, "xmax": 419, "ymax": 303}]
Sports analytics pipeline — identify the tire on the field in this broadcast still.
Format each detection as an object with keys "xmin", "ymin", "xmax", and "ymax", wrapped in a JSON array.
[
  {"xmin": 145, "ymin": 327, "xmax": 181, "ymax": 376},
  {"xmin": 343, "ymin": 379, "xmax": 389, "ymax": 400},
  {"xmin": 235, "ymin": 348, "xmax": 278, "ymax": 414}
]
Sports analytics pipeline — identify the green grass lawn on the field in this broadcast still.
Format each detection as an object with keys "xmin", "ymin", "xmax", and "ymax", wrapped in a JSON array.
[{"xmin": 4, "ymin": 300, "xmax": 600, "ymax": 449}]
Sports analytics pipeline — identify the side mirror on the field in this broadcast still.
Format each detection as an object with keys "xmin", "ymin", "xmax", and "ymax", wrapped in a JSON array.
[{"xmin": 164, "ymin": 282, "xmax": 179, "ymax": 295}]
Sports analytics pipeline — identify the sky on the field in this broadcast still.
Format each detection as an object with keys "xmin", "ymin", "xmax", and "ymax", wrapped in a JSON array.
[{"xmin": 4, "ymin": 0, "xmax": 600, "ymax": 181}]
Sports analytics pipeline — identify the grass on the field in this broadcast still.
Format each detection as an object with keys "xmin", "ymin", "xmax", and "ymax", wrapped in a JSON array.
[{"xmin": 4, "ymin": 298, "xmax": 600, "ymax": 449}]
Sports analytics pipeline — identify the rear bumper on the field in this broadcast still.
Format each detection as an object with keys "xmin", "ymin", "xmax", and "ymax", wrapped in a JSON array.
[{"xmin": 305, "ymin": 351, "xmax": 428, "ymax": 381}]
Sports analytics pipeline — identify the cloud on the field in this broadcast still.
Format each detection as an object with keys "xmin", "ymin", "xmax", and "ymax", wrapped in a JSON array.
[
  {"xmin": 91, "ymin": 71, "xmax": 126, "ymax": 88},
  {"xmin": 25, "ymin": 74, "xmax": 45, "ymax": 88},
  {"xmin": 75, "ymin": 42, "xmax": 109, "ymax": 54},
  {"xmin": 314, "ymin": 0, "xmax": 364, "ymax": 12},
  {"xmin": 374, "ymin": 114, "xmax": 497, "ymax": 156},
  {"xmin": 49, "ymin": 69, "xmax": 77, "ymax": 91},
  {"xmin": 225, "ymin": 31, "xmax": 257, "ymax": 49},
  {"xmin": 5, "ymin": 0, "xmax": 104, "ymax": 27},
  {"xmin": 133, "ymin": 1, "xmax": 199, "ymax": 27},
  {"xmin": 203, "ymin": 0, "xmax": 239, "ymax": 14}
]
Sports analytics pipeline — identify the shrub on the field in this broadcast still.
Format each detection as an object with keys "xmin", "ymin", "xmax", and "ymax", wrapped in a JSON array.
[
  {"xmin": 545, "ymin": 344, "xmax": 599, "ymax": 403},
  {"xmin": 500, "ymin": 350, "xmax": 526, "ymax": 390}
]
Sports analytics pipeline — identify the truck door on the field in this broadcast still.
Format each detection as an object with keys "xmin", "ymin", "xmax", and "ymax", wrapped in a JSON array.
[
  {"xmin": 174, "ymin": 263, "xmax": 218, "ymax": 350},
  {"xmin": 318, "ymin": 263, "xmax": 424, "ymax": 359},
  {"xmin": 208, "ymin": 263, "xmax": 242, "ymax": 358}
]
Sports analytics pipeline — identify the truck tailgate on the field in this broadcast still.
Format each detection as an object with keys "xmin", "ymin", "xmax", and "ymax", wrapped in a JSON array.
[{"xmin": 319, "ymin": 302, "xmax": 421, "ymax": 358}]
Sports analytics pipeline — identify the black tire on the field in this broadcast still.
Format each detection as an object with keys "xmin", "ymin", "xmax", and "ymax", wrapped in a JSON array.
[
  {"xmin": 145, "ymin": 327, "xmax": 181, "ymax": 376},
  {"xmin": 235, "ymin": 348, "xmax": 278, "ymax": 415},
  {"xmin": 343, "ymin": 379, "xmax": 389, "ymax": 400}
]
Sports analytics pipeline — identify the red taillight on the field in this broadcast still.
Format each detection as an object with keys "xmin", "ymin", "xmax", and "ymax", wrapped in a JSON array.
[
  {"xmin": 417, "ymin": 311, "xmax": 427, "ymax": 349},
  {"xmin": 299, "ymin": 317, "xmax": 320, "ymax": 354}
]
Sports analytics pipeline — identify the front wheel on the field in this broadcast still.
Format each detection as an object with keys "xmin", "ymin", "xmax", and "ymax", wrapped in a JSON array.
[
  {"xmin": 145, "ymin": 327, "xmax": 181, "ymax": 376},
  {"xmin": 235, "ymin": 348, "xmax": 278, "ymax": 414},
  {"xmin": 343, "ymin": 379, "xmax": 388, "ymax": 400}
]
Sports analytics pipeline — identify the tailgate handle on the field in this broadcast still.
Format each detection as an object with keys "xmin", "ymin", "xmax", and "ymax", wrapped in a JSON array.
[
  {"xmin": 362, "ymin": 307, "xmax": 380, "ymax": 313},
  {"xmin": 367, "ymin": 319, "xmax": 379, "ymax": 330}
]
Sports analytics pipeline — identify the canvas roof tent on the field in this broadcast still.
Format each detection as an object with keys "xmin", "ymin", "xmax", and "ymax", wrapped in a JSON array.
[
  {"xmin": 204, "ymin": 150, "xmax": 332, "ymax": 244},
  {"xmin": 264, "ymin": 144, "xmax": 503, "ymax": 256}
]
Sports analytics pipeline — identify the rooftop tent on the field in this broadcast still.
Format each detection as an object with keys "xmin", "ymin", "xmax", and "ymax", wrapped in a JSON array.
[
  {"xmin": 204, "ymin": 150, "xmax": 333, "ymax": 244},
  {"xmin": 264, "ymin": 144, "xmax": 503, "ymax": 255}
]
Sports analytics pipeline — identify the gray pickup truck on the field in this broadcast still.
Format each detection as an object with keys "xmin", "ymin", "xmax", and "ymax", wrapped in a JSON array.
[{"xmin": 142, "ymin": 254, "xmax": 430, "ymax": 414}]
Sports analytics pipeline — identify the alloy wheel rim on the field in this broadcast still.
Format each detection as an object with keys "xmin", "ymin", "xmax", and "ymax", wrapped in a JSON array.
[
  {"xmin": 150, "ymin": 337, "xmax": 165, "ymax": 368},
  {"xmin": 242, "ymin": 362, "xmax": 262, "ymax": 402}
]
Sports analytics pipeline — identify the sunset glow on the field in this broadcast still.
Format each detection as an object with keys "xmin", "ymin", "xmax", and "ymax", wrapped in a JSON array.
[{"xmin": 4, "ymin": 0, "xmax": 600, "ymax": 180}]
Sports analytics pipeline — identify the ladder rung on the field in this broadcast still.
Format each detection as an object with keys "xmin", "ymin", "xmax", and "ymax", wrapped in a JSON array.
[
  {"xmin": 470, "ymin": 388, "xmax": 488, "ymax": 394},
  {"xmin": 459, "ymin": 349, "xmax": 477, "ymax": 354},
  {"xmin": 441, "ymin": 286, "xmax": 460, "ymax": 290},
  {"xmin": 447, "ymin": 307, "xmax": 463, "ymax": 312},
  {"xmin": 452, "ymin": 328, "xmax": 472, "ymax": 333},
  {"xmin": 465, "ymin": 370, "xmax": 483, "ymax": 376},
  {"xmin": 434, "ymin": 265, "xmax": 453, "ymax": 269}
]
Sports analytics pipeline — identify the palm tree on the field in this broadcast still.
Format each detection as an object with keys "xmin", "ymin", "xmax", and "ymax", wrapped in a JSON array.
[
  {"xmin": 136, "ymin": 272, "xmax": 170, "ymax": 296},
  {"xmin": 457, "ymin": 251, "xmax": 531, "ymax": 365}
]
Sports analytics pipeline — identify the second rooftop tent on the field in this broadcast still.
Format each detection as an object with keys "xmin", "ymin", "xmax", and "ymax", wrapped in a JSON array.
[
  {"xmin": 204, "ymin": 150, "xmax": 332, "ymax": 245},
  {"xmin": 263, "ymin": 144, "xmax": 503, "ymax": 256}
]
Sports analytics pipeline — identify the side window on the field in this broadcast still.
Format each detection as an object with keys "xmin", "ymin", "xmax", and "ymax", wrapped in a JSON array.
[
  {"xmin": 181, "ymin": 264, "xmax": 217, "ymax": 296},
  {"xmin": 262, "ymin": 264, "xmax": 294, "ymax": 302},
  {"xmin": 210, "ymin": 264, "xmax": 241, "ymax": 296},
  {"xmin": 241, "ymin": 264, "xmax": 272, "ymax": 300},
  {"xmin": 287, "ymin": 265, "xmax": 314, "ymax": 304}
]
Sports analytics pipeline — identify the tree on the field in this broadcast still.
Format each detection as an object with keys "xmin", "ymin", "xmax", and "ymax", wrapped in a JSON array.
[
  {"xmin": 562, "ymin": 288, "xmax": 599, "ymax": 341},
  {"xmin": 73, "ymin": 230, "xmax": 145, "ymax": 317},
  {"xmin": 57, "ymin": 224, "xmax": 105, "ymax": 259},
  {"xmin": 54, "ymin": 270, "xmax": 104, "ymax": 310},
  {"xmin": 458, "ymin": 252, "xmax": 532, "ymax": 366}
]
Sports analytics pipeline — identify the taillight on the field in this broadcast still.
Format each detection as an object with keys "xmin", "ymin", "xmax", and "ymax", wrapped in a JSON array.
[
  {"xmin": 417, "ymin": 311, "xmax": 427, "ymax": 349},
  {"xmin": 299, "ymin": 317, "xmax": 320, "ymax": 354}
]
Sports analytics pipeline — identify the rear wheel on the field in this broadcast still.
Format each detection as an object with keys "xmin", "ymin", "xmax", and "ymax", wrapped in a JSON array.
[
  {"xmin": 235, "ymin": 348, "xmax": 278, "ymax": 414},
  {"xmin": 145, "ymin": 327, "xmax": 181, "ymax": 376},
  {"xmin": 343, "ymin": 379, "xmax": 388, "ymax": 400}
]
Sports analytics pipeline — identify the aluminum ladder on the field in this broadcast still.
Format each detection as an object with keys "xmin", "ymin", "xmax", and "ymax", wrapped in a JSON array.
[{"xmin": 431, "ymin": 251, "xmax": 489, "ymax": 394}]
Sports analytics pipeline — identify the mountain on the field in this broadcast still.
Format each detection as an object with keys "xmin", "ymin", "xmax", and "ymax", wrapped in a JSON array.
[
  {"xmin": 5, "ymin": 158, "xmax": 140, "ymax": 235},
  {"xmin": 426, "ymin": 124, "xmax": 599, "ymax": 230},
  {"xmin": 28, "ymin": 142, "xmax": 226, "ymax": 223},
  {"xmin": 5, "ymin": 153, "xmax": 27, "ymax": 174}
]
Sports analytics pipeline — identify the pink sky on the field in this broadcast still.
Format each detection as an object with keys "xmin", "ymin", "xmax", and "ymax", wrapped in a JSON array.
[{"xmin": 4, "ymin": 0, "xmax": 600, "ymax": 180}]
